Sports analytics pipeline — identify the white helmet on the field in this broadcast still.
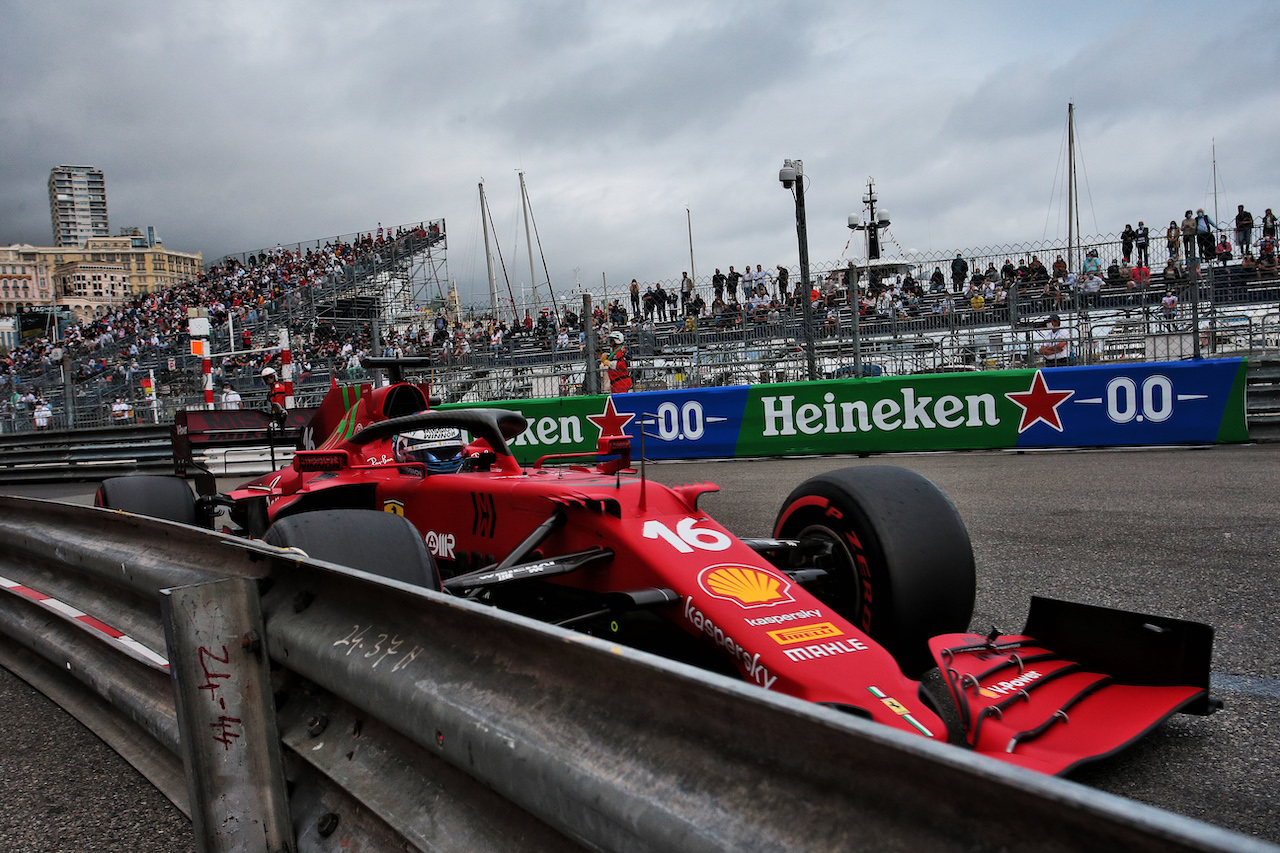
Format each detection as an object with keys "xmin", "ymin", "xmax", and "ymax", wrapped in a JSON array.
[
  {"xmin": 608, "ymin": 331, "xmax": 624, "ymax": 345},
  {"xmin": 261, "ymin": 367, "xmax": 277, "ymax": 378}
]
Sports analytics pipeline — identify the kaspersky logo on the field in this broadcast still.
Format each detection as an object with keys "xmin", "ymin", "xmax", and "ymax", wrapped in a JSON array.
[
  {"xmin": 698, "ymin": 565, "xmax": 795, "ymax": 609},
  {"xmin": 684, "ymin": 597, "xmax": 777, "ymax": 689}
]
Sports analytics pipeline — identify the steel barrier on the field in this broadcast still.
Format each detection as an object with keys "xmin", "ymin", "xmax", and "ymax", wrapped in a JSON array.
[
  {"xmin": 0, "ymin": 424, "xmax": 174, "ymax": 482},
  {"xmin": 0, "ymin": 496, "xmax": 1272, "ymax": 852},
  {"xmin": 0, "ymin": 346, "xmax": 1274, "ymax": 486}
]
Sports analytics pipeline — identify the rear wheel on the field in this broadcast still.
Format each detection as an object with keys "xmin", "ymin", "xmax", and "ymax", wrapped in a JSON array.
[
  {"xmin": 94, "ymin": 476, "xmax": 197, "ymax": 526},
  {"xmin": 773, "ymin": 465, "xmax": 975, "ymax": 676},
  {"xmin": 265, "ymin": 509, "xmax": 441, "ymax": 591}
]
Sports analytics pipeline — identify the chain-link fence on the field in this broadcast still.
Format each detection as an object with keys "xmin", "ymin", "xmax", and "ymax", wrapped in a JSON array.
[
  {"xmin": 446, "ymin": 227, "xmax": 1259, "ymax": 323},
  {"xmin": 6, "ymin": 222, "xmax": 1278, "ymax": 432}
]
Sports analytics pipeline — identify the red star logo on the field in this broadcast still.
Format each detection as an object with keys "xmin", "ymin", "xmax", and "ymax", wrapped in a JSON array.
[
  {"xmin": 587, "ymin": 396, "xmax": 635, "ymax": 438},
  {"xmin": 1004, "ymin": 370, "xmax": 1074, "ymax": 433}
]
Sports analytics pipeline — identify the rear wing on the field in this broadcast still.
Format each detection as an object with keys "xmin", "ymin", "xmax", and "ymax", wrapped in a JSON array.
[{"xmin": 172, "ymin": 407, "xmax": 317, "ymax": 494}]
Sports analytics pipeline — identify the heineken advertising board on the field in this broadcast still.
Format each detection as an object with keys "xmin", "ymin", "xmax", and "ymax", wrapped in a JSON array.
[{"xmin": 442, "ymin": 359, "xmax": 1248, "ymax": 463}]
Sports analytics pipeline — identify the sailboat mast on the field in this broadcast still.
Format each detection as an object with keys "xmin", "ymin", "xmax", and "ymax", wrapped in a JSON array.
[
  {"xmin": 1212, "ymin": 140, "xmax": 1220, "ymax": 230},
  {"xmin": 1067, "ymin": 102, "xmax": 1077, "ymax": 271},
  {"xmin": 479, "ymin": 181, "xmax": 499, "ymax": 317},
  {"xmin": 686, "ymin": 206, "xmax": 697, "ymax": 288},
  {"xmin": 519, "ymin": 171, "xmax": 540, "ymax": 315}
]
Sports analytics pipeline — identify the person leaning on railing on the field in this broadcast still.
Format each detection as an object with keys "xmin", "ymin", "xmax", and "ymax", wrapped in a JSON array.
[
  {"xmin": 1181, "ymin": 211, "xmax": 1197, "ymax": 259},
  {"xmin": 1166, "ymin": 221, "xmax": 1181, "ymax": 260},
  {"xmin": 1258, "ymin": 237, "xmax": 1278, "ymax": 278},
  {"xmin": 1038, "ymin": 314, "xmax": 1070, "ymax": 366}
]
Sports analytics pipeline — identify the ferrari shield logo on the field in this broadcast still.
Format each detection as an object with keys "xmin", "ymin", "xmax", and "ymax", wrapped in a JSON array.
[{"xmin": 383, "ymin": 499, "xmax": 405, "ymax": 516}]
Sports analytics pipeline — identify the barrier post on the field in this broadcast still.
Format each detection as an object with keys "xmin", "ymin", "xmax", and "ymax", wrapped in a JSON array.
[
  {"xmin": 161, "ymin": 577, "xmax": 295, "ymax": 853},
  {"xmin": 189, "ymin": 311, "xmax": 214, "ymax": 410},
  {"xmin": 278, "ymin": 328, "xmax": 294, "ymax": 408},
  {"xmin": 583, "ymin": 293, "xmax": 599, "ymax": 395}
]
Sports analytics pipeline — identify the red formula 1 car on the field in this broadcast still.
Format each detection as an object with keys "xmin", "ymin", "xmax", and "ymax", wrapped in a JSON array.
[{"xmin": 95, "ymin": 361, "xmax": 1218, "ymax": 775}]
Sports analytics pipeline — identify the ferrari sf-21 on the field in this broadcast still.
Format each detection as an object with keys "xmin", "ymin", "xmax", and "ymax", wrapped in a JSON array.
[{"xmin": 95, "ymin": 360, "xmax": 1218, "ymax": 776}]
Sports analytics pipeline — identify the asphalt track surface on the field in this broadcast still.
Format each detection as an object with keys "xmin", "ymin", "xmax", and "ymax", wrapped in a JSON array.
[{"xmin": 1, "ymin": 444, "xmax": 1277, "ymax": 850}]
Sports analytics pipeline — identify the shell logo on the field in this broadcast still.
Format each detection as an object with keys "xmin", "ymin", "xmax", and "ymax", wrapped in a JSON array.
[{"xmin": 698, "ymin": 565, "xmax": 795, "ymax": 609}]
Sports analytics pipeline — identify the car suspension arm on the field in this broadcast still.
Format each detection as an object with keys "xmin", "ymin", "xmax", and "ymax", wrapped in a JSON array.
[{"xmin": 442, "ymin": 547, "xmax": 613, "ymax": 593}]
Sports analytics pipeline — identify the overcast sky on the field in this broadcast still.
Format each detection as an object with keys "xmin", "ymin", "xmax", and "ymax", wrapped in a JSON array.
[{"xmin": 3, "ymin": 1, "xmax": 1278, "ymax": 309}]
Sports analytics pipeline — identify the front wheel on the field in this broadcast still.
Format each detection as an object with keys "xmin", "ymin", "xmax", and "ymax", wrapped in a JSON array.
[
  {"xmin": 94, "ymin": 475, "xmax": 198, "ymax": 526},
  {"xmin": 265, "ymin": 509, "xmax": 441, "ymax": 592},
  {"xmin": 773, "ymin": 466, "xmax": 975, "ymax": 676}
]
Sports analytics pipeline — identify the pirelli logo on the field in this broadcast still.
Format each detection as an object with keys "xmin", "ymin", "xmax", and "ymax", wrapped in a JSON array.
[{"xmin": 766, "ymin": 622, "xmax": 844, "ymax": 645}]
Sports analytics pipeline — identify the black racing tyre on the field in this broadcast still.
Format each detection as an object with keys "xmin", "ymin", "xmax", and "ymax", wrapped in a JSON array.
[
  {"xmin": 265, "ymin": 509, "xmax": 441, "ymax": 591},
  {"xmin": 772, "ymin": 465, "xmax": 975, "ymax": 677},
  {"xmin": 94, "ymin": 475, "xmax": 197, "ymax": 526}
]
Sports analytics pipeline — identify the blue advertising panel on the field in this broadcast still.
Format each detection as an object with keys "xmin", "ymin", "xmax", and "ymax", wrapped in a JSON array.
[
  {"xmin": 448, "ymin": 359, "xmax": 1248, "ymax": 463},
  {"xmin": 609, "ymin": 385, "xmax": 752, "ymax": 460},
  {"xmin": 1009, "ymin": 359, "xmax": 1248, "ymax": 447}
]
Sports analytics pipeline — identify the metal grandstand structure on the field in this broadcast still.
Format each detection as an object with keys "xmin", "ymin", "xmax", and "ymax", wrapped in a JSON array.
[
  {"xmin": 218, "ymin": 219, "xmax": 451, "ymax": 337},
  {"xmin": 310, "ymin": 226, "xmax": 449, "ymax": 334}
]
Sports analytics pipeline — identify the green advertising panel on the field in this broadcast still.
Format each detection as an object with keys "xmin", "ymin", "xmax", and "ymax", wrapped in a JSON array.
[{"xmin": 442, "ymin": 359, "xmax": 1248, "ymax": 464}]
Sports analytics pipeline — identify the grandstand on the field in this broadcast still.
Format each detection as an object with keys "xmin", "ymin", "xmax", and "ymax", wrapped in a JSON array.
[
  {"xmin": 1, "ymin": 220, "xmax": 1278, "ymax": 433},
  {"xmin": 0, "ymin": 221, "xmax": 447, "ymax": 431}
]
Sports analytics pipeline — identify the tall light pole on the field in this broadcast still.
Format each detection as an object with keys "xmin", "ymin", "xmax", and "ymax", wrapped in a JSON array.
[
  {"xmin": 780, "ymin": 159, "xmax": 819, "ymax": 381},
  {"xmin": 847, "ymin": 178, "xmax": 891, "ymax": 378}
]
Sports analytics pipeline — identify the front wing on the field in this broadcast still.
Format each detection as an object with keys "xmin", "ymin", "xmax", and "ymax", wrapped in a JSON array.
[{"xmin": 931, "ymin": 597, "xmax": 1216, "ymax": 775}]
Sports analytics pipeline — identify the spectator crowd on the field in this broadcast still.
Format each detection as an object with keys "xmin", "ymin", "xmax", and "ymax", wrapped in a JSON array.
[{"xmin": 2, "ymin": 204, "xmax": 1276, "ymax": 428}]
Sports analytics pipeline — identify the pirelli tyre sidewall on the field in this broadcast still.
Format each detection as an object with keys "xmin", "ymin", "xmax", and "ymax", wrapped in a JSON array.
[
  {"xmin": 773, "ymin": 465, "xmax": 975, "ymax": 677},
  {"xmin": 94, "ymin": 475, "xmax": 198, "ymax": 526},
  {"xmin": 265, "ymin": 509, "xmax": 442, "ymax": 592}
]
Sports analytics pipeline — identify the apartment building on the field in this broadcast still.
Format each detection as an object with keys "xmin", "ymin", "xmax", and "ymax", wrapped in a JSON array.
[{"xmin": 48, "ymin": 165, "xmax": 109, "ymax": 248}]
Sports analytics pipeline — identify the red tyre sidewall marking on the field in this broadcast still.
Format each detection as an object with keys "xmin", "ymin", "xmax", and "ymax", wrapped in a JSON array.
[{"xmin": 776, "ymin": 493, "xmax": 875, "ymax": 633}]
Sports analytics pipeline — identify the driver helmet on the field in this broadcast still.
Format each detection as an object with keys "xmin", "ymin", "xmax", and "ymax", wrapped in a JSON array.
[{"xmin": 393, "ymin": 426, "xmax": 466, "ymax": 474}]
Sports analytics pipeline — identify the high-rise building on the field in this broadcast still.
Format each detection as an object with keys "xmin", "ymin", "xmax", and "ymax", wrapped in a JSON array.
[{"xmin": 48, "ymin": 165, "xmax": 109, "ymax": 248}]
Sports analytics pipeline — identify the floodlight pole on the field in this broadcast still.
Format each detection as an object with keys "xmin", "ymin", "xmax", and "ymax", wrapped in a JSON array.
[{"xmin": 782, "ymin": 160, "xmax": 819, "ymax": 382}]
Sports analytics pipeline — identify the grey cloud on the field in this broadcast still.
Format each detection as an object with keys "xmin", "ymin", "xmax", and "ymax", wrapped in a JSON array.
[{"xmin": 4, "ymin": 0, "xmax": 1280, "ymax": 305}]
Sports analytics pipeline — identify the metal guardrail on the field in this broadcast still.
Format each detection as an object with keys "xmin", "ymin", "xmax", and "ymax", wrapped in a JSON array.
[
  {"xmin": 0, "ymin": 496, "xmax": 1272, "ymax": 853},
  {"xmin": 0, "ymin": 424, "xmax": 175, "ymax": 482},
  {"xmin": 1, "ymin": 350, "xmax": 1275, "ymax": 486}
]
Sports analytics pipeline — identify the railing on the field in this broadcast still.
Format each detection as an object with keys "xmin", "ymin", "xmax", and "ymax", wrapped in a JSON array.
[
  {"xmin": 452, "ymin": 228, "xmax": 1272, "ymax": 321},
  {"xmin": 4, "ymin": 308, "xmax": 1274, "ymax": 436},
  {"xmin": 7, "ymin": 257, "xmax": 1278, "ymax": 429},
  {"xmin": 0, "ymin": 496, "xmax": 1267, "ymax": 853},
  {"xmin": 208, "ymin": 218, "xmax": 445, "ymax": 272}
]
